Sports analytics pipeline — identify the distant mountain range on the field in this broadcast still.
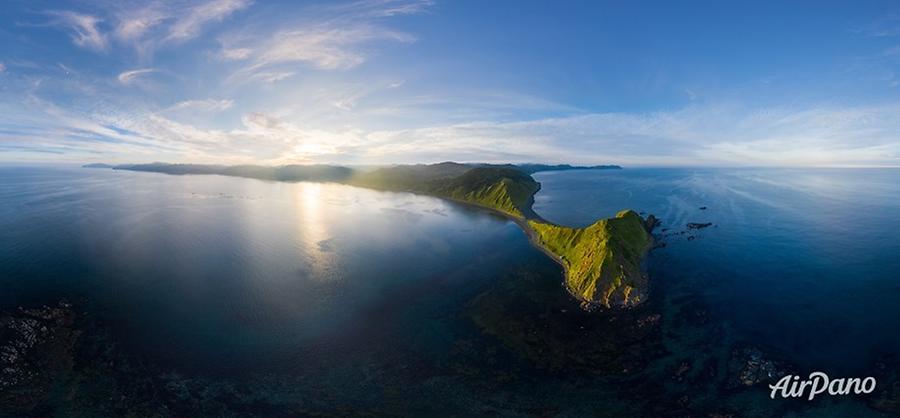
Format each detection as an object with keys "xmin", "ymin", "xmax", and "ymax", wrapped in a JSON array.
[{"xmin": 82, "ymin": 162, "xmax": 621, "ymax": 183}]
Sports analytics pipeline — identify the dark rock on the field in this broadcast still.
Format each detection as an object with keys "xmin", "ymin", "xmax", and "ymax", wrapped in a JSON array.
[
  {"xmin": 727, "ymin": 347, "xmax": 788, "ymax": 388},
  {"xmin": 643, "ymin": 214, "xmax": 661, "ymax": 232},
  {"xmin": 636, "ymin": 314, "xmax": 661, "ymax": 328},
  {"xmin": 672, "ymin": 360, "xmax": 692, "ymax": 381},
  {"xmin": 871, "ymin": 381, "xmax": 900, "ymax": 414},
  {"xmin": 0, "ymin": 301, "xmax": 79, "ymax": 410},
  {"xmin": 699, "ymin": 206, "xmax": 707, "ymax": 210},
  {"xmin": 686, "ymin": 222, "xmax": 713, "ymax": 229},
  {"xmin": 687, "ymin": 236, "xmax": 696, "ymax": 241}
]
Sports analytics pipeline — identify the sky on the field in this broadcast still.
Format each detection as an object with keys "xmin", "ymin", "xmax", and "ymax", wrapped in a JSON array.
[{"xmin": 1, "ymin": 0, "xmax": 899, "ymax": 167}]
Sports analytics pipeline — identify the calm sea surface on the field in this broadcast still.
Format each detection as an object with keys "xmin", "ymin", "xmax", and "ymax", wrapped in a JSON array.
[
  {"xmin": 0, "ymin": 166, "xmax": 538, "ymax": 374},
  {"xmin": 534, "ymin": 167, "xmax": 900, "ymax": 374},
  {"xmin": 2, "ymin": 165, "xmax": 899, "ymax": 415}
]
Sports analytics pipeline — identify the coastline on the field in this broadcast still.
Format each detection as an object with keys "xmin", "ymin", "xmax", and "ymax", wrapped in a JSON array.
[
  {"xmin": 424, "ymin": 184, "xmax": 652, "ymax": 310},
  {"xmin": 101, "ymin": 163, "xmax": 655, "ymax": 309}
]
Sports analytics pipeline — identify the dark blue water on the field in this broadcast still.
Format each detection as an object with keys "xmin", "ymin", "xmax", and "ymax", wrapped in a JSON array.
[
  {"xmin": 0, "ymin": 166, "xmax": 541, "ymax": 375},
  {"xmin": 535, "ymin": 167, "xmax": 900, "ymax": 374},
  {"xmin": 2, "ymin": 165, "xmax": 898, "ymax": 415}
]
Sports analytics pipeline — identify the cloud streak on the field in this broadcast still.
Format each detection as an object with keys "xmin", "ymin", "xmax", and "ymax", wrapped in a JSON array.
[
  {"xmin": 165, "ymin": 99, "xmax": 235, "ymax": 112},
  {"xmin": 117, "ymin": 68, "xmax": 158, "ymax": 84},
  {"xmin": 47, "ymin": 11, "xmax": 108, "ymax": 51},
  {"xmin": 10, "ymin": 94, "xmax": 897, "ymax": 167},
  {"xmin": 164, "ymin": 0, "xmax": 252, "ymax": 43},
  {"xmin": 41, "ymin": 0, "xmax": 254, "ymax": 58},
  {"xmin": 220, "ymin": 0, "xmax": 429, "ymax": 83}
]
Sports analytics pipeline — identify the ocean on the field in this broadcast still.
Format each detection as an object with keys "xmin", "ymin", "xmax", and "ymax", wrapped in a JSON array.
[{"xmin": 2, "ymin": 165, "xmax": 898, "ymax": 416}]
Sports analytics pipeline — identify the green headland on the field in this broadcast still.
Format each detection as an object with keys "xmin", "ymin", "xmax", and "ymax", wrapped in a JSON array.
[{"xmin": 98, "ymin": 161, "xmax": 655, "ymax": 309}]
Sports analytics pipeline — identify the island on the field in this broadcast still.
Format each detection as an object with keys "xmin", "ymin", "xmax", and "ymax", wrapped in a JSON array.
[{"xmin": 99, "ymin": 161, "xmax": 655, "ymax": 309}]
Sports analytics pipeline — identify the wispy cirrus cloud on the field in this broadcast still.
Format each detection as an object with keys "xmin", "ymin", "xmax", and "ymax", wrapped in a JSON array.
[
  {"xmin": 165, "ymin": 99, "xmax": 234, "ymax": 112},
  {"xmin": 326, "ymin": 0, "xmax": 435, "ymax": 18},
  {"xmin": 113, "ymin": 3, "xmax": 167, "ymax": 42},
  {"xmin": 39, "ymin": 0, "xmax": 252, "ymax": 57},
  {"xmin": 46, "ymin": 11, "xmax": 108, "ymax": 51},
  {"xmin": 117, "ymin": 68, "xmax": 158, "ymax": 85},
  {"xmin": 253, "ymin": 27, "xmax": 413, "ymax": 70},
  {"xmin": 163, "ymin": 0, "xmax": 252, "ymax": 43},
  {"xmin": 246, "ymin": 71, "xmax": 296, "ymax": 84},
  {"xmin": 221, "ymin": 0, "xmax": 429, "ymax": 83},
  {"xmin": 222, "ymin": 26, "xmax": 415, "ymax": 81}
]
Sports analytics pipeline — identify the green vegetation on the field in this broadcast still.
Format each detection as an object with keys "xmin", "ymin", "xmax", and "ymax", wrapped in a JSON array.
[
  {"xmin": 429, "ymin": 167, "xmax": 539, "ymax": 218},
  {"xmin": 528, "ymin": 210, "xmax": 652, "ymax": 308},
  {"xmin": 351, "ymin": 165, "xmax": 539, "ymax": 218},
  {"xmin": 107, "ymin": 161, "xmax": 654, "ymax": 308}
]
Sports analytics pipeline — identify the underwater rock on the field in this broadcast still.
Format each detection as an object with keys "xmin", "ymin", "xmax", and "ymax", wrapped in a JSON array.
[
  {"xmin": 871, "ymin": 381, "xmax": 900, "ymax": 413},
  {"xmin": 643, "ymin": 214, "xmax": 661, "ymax": 232},
  {"xmin": 0, "ymin": 301, "xmax": 78, "ymax": 409},
  {"xmin": 672, "ymin": 359, "xmax": 692, "ymax": 382},
  {"xmin": 686, "ymin": 222, "xmax": 713, "ymax": 230},
  {"xmin": 728, "ymin": 347, "xmax": 788, "ymax": 388}
]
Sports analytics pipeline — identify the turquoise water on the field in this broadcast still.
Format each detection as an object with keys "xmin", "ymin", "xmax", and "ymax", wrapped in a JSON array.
[{"xmin": 1, "ymin": 165, "xmax": 898, "ymax": 415}]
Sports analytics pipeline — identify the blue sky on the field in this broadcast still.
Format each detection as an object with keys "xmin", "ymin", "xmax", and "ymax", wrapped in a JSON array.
[{"xmin": 1, "ymin": 0, "xmax": 899, "ymax": 166}]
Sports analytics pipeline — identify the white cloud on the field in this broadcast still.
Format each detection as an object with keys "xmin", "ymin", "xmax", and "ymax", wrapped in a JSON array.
[
  {"xmin": 114, "ymin": 4, "xmax": 168, "ymax": 42},
  {"xmin": 329, "ymin": 0, "xmax": 435, "ymax": 18},
  {"xmin": 117, "ymin": 68, "xmax": 158, "ymax": 84},
  {"xmin": 220, "ymin": 0, "xmax": 429, "ymax": 83},
  {"xmin": 47, "ymin": 11, "xmax": 108, "ymax": 51},
  {"xmin": 58, "ymin": 63, "xmax": 76, "ymax": 75},
  {"xmin": 105, "ymin": 0, "xmax": 252, "ymax": 58},
  {"xmin": 249, "ymin": 71, "xmax": 296, "ymax": 83},
  {"xmin": 233, "ymin": 26, "xmax": 414, "ymax": 72},
  {"xmin": 166, "ymin": 99, "xmax": 234, "ymax": 112},
  {"xmin": 165, "ymin": 0, "xmax": 252, "ymax": 43},
  {"xmin": 222, "ymin": 47, "xmax": 253, "ymax": 60},
  {"xmin": 0, "ymin": 63, "xmax": 6, "ymax": 73}
]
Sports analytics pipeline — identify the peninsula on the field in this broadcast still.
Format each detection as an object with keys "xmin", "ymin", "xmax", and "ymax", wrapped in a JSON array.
[{"xmin": 96, "ymin": 162, "xmax": 654, "ymax": 309}]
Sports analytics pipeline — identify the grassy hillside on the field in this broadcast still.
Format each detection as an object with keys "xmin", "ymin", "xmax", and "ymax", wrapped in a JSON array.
[
  {"xmin": 352, "ymin": 165, "xmax": 539, "ymax": 218},
  {"xmin": 529, "ymin": 210, "xmax": 653, "ymax": 308},
  {"xmin": 348, "ymin": 162, "xmax": 472, "ymax": 191},
  {"xmin": 430, "ymin": 167, "xmax": 539, "ymax": 218}
]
